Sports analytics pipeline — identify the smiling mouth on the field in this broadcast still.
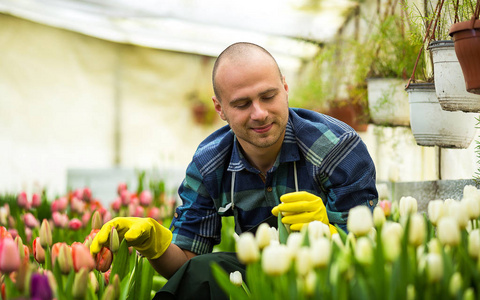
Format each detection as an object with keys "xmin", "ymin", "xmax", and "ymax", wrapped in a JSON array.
[{"xmin": 252, "ymin": 124, "xmax": 273, "ymax": 134}]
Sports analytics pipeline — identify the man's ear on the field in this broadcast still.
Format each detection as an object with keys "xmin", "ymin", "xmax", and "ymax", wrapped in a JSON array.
[
  {"xmin": 283, "ymin": 76, "xmax": 289, "ymax": 94},
  {"xmin": 212, "ymin": 96, "xmax": 227, "ymax": 121}
]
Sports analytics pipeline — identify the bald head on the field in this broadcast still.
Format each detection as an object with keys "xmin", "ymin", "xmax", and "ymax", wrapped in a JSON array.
[{"xmin": 212, "ymin": 42, "xmax": 283, "ymax": 101}]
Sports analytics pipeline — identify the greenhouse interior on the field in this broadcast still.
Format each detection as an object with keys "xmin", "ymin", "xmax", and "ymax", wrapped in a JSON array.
[{"xmin": 1, "ymin": 0, "xmax": 480, "ymax": 299}]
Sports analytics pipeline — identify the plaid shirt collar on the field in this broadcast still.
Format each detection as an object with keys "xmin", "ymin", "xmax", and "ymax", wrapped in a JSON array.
[{"xmin": 227, "ymin": 117, "xmax": 301, "ymax": 173}]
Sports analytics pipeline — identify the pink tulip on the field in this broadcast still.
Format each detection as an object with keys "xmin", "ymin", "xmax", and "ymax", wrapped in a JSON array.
[
  {"xmin": 95, "ymin": 247, "xmax": 113, "ymax": 272},
  {"xmin": 8, "ymin": 228, "xmax": 18, "ymax": 239},
  {"xmin": 120, "ymin": 190, "xmax": 131, "ymax": 206},
  {"xmin": 81, "ymin": 211, "xmax": 92, "ymax": 227},
  {"xmin": 117, "ymin": 183, "xmax": 128, "ymax": 196},
  {"xmin": 23, "ymin": 213, "xmax": 40, "ymax": 229},
  {"xmin": 52, "ymin": 212, "xmax": 69, "ymax": 228},
  {"xmin": 111, "ymin": 197, "xmax": 121, "ymax": 212},
  {"xmin": 68, "ymin": 218, "xmax": 83, "ymax": 230},
  {"xmin": 70, "ymin": 197, "xmax": 85, "ymax": 214},
  {"xmin": 31, "ymin": 193, "xmax": 41, "ymax": 208},
  {"xmin": 33, "ymin": 237, "xmax": 45, "ymax": 264},
  {"xmin": 139, "ymin": 190, "xmax": 153, "ymax": 206},
  {"xmin": 83, "ymin": 187, "xmax": 92, "ymax": 202},
  {"xmin": 71, "ymin": 242, "xmax": 95, "ymax": 272},
  {"xmin": 103, "ymin": 211, "xmax": 112, "ymax": 223},
  {"xmin": 53, "ymin": 243, "xmax": 73, "ymax": 274},
  {"xmin": 378, "ymin": 200, "xmax": 392, "ymax": 217},
  {"xmin": 51, "ymin": 242, "xmax": 67, "ymax": 268},
  {"xmin": 0, "ymin": 237, "xmax": 20, "ymax": 273},
  {"xmin": 17, "ymin": 191, "xmax": 30, "ymax": 209},
  {"xmin": 147, "ymin": 207, "xmax": 161, "ymax": 220},
  {"xmin": 51, "ymin": 197, "xmax": 68, "ymax": 212},
  {"xmin": 24, "ymin": 227, "xmax": 33, "ymax": 243}
]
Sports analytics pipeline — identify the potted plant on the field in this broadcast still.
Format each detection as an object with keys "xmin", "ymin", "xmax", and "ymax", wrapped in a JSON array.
[
  {"xmin": 449, "ymin": 0, "xmax": 480, "ymax": 95},
  {"xmin": 425, "ymin": 0, "xmax": 480, "ymax": 112},
  {"xmin": 354, "ymin": 8, "xmax": 423, "ymax": 127}
]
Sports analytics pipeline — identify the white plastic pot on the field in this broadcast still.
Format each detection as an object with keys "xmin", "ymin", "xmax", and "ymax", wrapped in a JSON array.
[
  {"xmin": 367, "ymin": 78, "xmax": 410, "ymax": 126},
  {"xmin": 406, "ymin": 82, "xmax": 477, "ymax": 149},
  {"xmin": 428, "ymin": 40, "xmax": 480, "ymax": 112}
]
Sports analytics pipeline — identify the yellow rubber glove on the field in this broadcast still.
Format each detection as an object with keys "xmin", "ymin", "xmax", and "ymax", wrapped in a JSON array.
[
  {"xmin": 272, "ymin": 191, "xmax": 338, "ymax": 235},
  {"xmin": 90, "ymin": 217, "xmax": 172, "ymax": 260}
]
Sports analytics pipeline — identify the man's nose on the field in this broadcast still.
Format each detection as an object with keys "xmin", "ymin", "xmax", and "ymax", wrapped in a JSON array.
[{"xmin": 251, "ymin": 101, "xmax": 268, "ymax": 120}]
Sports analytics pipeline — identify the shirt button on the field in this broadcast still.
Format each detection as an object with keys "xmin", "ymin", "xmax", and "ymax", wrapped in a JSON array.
[
  {"xmin": 174, "ymin": 212, "xmax": 179, "ymax": 218},
  {"xmin": 369, "ymin": 200, "xmax": 374, "ymax": 206},
  {"xmin": 267, "ymin": 187, "xmax": 273, "ymax": 192}
]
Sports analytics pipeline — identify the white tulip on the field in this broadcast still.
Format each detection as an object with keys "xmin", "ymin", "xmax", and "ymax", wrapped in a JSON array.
[
  {"xmin": 428, "ymin": 238, "xmax": 442, "ymax": 254},
  {"xmin": 453, "ymin": 201, "xmax": 470, "ymax": 229},
  {"xmin": 305, "ymin": 271, "xmax": 317, "ymax": 296},
  {"xmin": 468, "ymin": 229, "xmax": 480, "ymax": 260},
  {"xmin": 449, "ymin": 272, "xmax": 463, "ymax": 297},
  {"xmin": 355, "ymin": 237, "xmax": 373, "ymax": 265},
  {"xmin": 376, "ymin": 183, "xmax": 390, "ymax": 201},
  {"xmin": 399, "ymin": 196, "xmax": 418, "ymax": 217},
  {"xmin": 310, "ymin": 237, "xmax": 331, "ymax": 268},
  {"xmin": 381, "ymin": 221, "xmax": 403, "ymax": 262},
  {"xmin": 229, "ymin": 271, "xmax": 243, "ymax": 287},
  {"xmin": 425, "ymin": 253, "xmax": 443, "ymax": 283},
  {"xmin": 373, "ymin": 206, "xmax": 386, "ymax": 228},
  {"xmin": 463, "ymin": 185, "xmax": 480, "ymax": 202},
  {"xmin": 427, "ymin": 200, "xmax": 444, "ymax": 226},
  {"xmin": 255, "ymin": 223, "xmax": 272, "ymax": 250},
  {"xmin": 408, "ymin": 213, "xmax": 426, "ymax": 248},
  {"xmin": 462, "ymin": 196, "xmax": 480, "ymax": 220},
  {"xmin": 295, "ymin": 246, "xmax": 312, "ymax": 276},
  {"xmin": 437, "ymin": 217, "xmax": 461, "ymax": 247},
  {"xmin": 261, "ymin": 244, "xmax": 292, "ymax": 276},
  {"xmin": 236, "ymin": 232, "xmax": 260, "ymax": 264},
  {"xmin": 286, "ymin": 232, "xmax": 304, "ymax": 253},
  {"xmin": 347, "ymin": 206, "xmax": 374, "ymax": 236},
  {"xmin": 308, "ymin": 221, "xmax": 331, "ymax": 242}
]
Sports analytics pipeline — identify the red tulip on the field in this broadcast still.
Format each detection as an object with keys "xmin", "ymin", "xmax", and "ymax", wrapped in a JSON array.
[
  {"xmin": 23, "ymin": 212, "xmax": 40, "ymax": 229},
  {"xmin": 68, "ymin": 218, "xmax": 83, "ymax": 230},
  {"xmin": 95, "ymin": 247, "xmax": 113, "ymax": 272},
  {"xmin": 0, "ymin": 226, "xmax": 12, "ymax": 239},
  {"xmin": 147, "ymin": 207, "xmax": 161, "ymax": 220},
  {"xmin": 0, "ymin": 237, "xmax": 21, "ymax": 273},
  {"xmin": 71, "ymin": 242, "xmax": 95, "ymax": 272},
  {"xmin": 31, "ymin": 193, "xmax": 41, "ymax": 208},
  {"xmin": 83, "ymin": 187, "xmax": 92, "ymax": 202},
  {"xmin": 33, "ymin": 237, "xmax": 45, "ymax": 264}
]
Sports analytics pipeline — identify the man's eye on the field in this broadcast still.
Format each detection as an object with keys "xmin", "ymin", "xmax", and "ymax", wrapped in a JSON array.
[
  {"xmin": 263, "ymin": 94, "xmax": 276, "ymax": 100},
  {"xmin": 235, "ymin": 102, "xmax": 250, "ymax": 108}
]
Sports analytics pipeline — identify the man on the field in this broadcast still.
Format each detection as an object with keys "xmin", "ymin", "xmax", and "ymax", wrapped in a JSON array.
[{"xmin": 90, "ymin": 42, "xmax": 378, "ymax": 299}]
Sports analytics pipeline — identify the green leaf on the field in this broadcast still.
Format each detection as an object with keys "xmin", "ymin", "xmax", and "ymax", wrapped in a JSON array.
[
  {"xmin": 111, "ymin": 239, "xmax": 130, "ymax": 281},
  {"xmin": 278, "ymin": 214, "xmax": 289, "ymax": 244}
]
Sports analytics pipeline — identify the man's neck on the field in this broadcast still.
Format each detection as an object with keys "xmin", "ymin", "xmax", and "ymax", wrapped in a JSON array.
[{"xmin": 238, "ymin": 139, "xmax": 284, "ymax": 174}]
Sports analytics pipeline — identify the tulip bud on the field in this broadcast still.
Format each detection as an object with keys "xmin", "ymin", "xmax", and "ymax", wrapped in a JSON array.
[
  {"xmin": 347, "ymin": 206, "xmax": 373, "ymax": 236},
  {"xmin": 15, "ymin": 236, "xmax": 25, "ymax": 262},
  {"xmin": 69, "ymin": 218, "xmax": 83, "ymax": 231},
  {"xmin": 373, "ymin": 206, "xmax": 386, "ymax": 228},
  {"xmin": 110, "ymin": 227, "xmax": 120, "ymax": 253},
  {"xmin": 468, "ymin": 229, "xmax": 480, "ymax": 260},
  {"xmin": 378, "ymin": 200, "xmax": 392, "ymax": 217},
  {"xmin": 95, "ymin": 247, "xmax": 113, "ymax": 273},
  {"xmin": 72, "ymin": 242, "xmax": 95, "ymax": 272},
  {"xmin": 39, "ymin": 219, "xmax": 53, "ymax": 248},
  {"xmin": 58, "ymin": 244, "xmax": 73, "ymax": 274},
  {"xmin": 428, "ymin": 238, "xmax": 442, "ymax": 254},
  {"xmin": 310, "ymin": 237, "xmax": 331, "ymax": 268},
  {"xmin": 381, "ymin": 222, "xmax": 403, "ymax": 262},
  {"xmin": 449, "ymin": 272, "xmax": 463, "ymax": 297},
  {"xmin": 91, "ymin": 211, "xmax": 103, "ymax": 230},
  {"xmin": 236, "ymin": 232, "xmax": 259, "ymax": 264},
  {"xmin": 305, "ymin": 271, "xmax": 317, "ymax": 296},
  {"xmin": 462, "ymin": 196, "xmax": 480, "ymax": 220},
  {"xmin": 295, "ymin": 246, "xmax": 312, "ymax": 276},
  {"xmin": 31, "ymin": 193, "xmax": 41, "ymax": 208},
  {"xmin": 408, "ymin": 214, "xmax": 426, "ymax": 248},
  {"xmin": 33, "ymin": 237, "xmax": 45, "ymax": 264},
  {"xmin": 463, "ymin": 288, "xmax": 475, "ymax": 300},
  {"xmin": 23, "ymin": 213, "xmax": 40, "ymax": 229},
  {"xmin": 112, "ymin": 273, "xmax": 121, "ymax": 300},
  {"xmin": 229, "ymin": 271, "xmax": 243, "ymax": 287},
  {"xmin": 261, "ymin": 244, "xmax": 292, "ymax": 276},
  {"xmin": 0, "ymin": 237, "xmax": 21, "ymax": 273},
  {"xmin": 399, "ymin": 196, "xmax": 417, "ymax": 217},
  {"xmin": 425, "ymin": 253, "xmax": 443, "ymax": 283},
  {"xmin": 72, "ymin": 268, "xmax": 89, "ymax": 299},
  {"xmin": 427, "ymin": 200, "xmax": 444, "ymax": 226},
  {"xmin": 286, "ymin": 232, "xmax": 304, "ymax": 253},
  {"xmin": 139, "ymin": 190, "xmax": 153, "ymax": 206},
  {"xmin": 255, "ymin": 223, "xmax": 272, "ymax": 250},
  {"xmin": 307, "ymin": 221, "xmax": 330, "ymax": 242},
  {"xmin": 437, "ymin": 217, "xmax": 460, "ymax": 247},
  {"xmin": 355, "ymin": 237, "xmax": 373, "ymax": 266},
  {"xmin": 102, "ymin": 285, "xmax": 115, "ymax": 300},
  {"xmin": 89, "ymin": 271, "xmax": 99, "ymax": 293},
  {"xmin": 17, "ymin": 191, "xmax": 29, "ymax": 209},
  {"xmin": 30, "ymin": 273, "xmax": 53, "ymax": 300}
]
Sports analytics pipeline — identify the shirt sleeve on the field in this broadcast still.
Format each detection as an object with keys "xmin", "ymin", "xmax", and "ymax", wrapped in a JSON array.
[
  {"xmin": 317, "ymin": 131, "xmax": 378, "ymax": 227},
  {"xmin": 170, "ymin": 161, "xmax": 222, "ymax": 255}
]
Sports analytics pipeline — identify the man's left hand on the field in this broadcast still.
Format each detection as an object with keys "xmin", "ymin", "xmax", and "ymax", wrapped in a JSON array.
[{"xmin": 272, "ymin": 191, "xmax": 338, "ymax": 234}]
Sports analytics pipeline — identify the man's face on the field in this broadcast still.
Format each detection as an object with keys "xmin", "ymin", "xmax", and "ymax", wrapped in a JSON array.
[{"xmin": 212, "ymin": 54, "xmax": 289, "ymax": 152}]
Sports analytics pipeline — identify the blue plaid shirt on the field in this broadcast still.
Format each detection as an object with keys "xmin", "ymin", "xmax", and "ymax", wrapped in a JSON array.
[{"xmin": 171, "ymin": 108, "xmax": 378, "ymax": 254}]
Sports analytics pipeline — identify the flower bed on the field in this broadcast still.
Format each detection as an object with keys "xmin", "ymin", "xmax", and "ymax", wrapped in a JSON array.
[
  {"xmin": 0, "ymin": 180, "xmax": 175, "ymax": 300},
  {"xmin": 213, "ymin": 186, "xmax": 480, "ymax": 300}
]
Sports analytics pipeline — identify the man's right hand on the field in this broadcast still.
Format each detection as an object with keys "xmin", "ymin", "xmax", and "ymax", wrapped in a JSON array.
[{"xmin": 90, "ymin": 217, "xmax": 172, "ymax": 260}]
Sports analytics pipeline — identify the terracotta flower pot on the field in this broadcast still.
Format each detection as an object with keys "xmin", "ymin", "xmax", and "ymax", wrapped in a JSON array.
[{"xmin": 449, "ymin": 19, "xmax": 480, "ymax": 95}]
